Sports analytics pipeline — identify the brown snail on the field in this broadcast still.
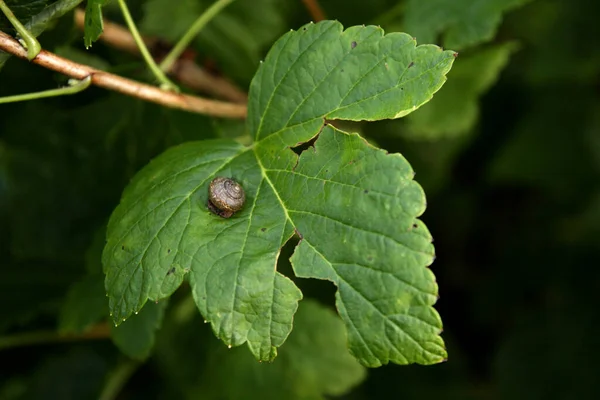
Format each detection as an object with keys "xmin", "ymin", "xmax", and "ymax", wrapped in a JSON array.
[{"xmin": 207, "ymin": 177, "xmax": 246, "ymax": 218}]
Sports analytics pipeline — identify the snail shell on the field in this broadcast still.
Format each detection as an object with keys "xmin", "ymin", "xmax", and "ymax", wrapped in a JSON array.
[{"xmin": 207, "ymin": 177, "xmax": 245, "ymax": 218}]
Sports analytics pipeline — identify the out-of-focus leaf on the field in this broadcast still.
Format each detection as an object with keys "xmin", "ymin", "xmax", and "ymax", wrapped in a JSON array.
[
  {"xmin": 488, "ymin": 89, "xmax": 597, "ymax": 199},
  {"xmin": 403, "ymin": 0, "xmax": 532, "ymax": 50},
  {"xmin": 407, "ymin": 42, "xmax": 517, "ymax": 139},
  {"xmin": 58, "ymin": 273, "xmax": 107, "ymax": 334},
  {"xmin": 157, "ymin": 299, "xmax": 365, "ymax": 400},
  {"xmin": 141, "ymin": 0, "xmax": 292, "ymax": 83},
  {"xmin": 506, "ymin": 0, "xmax": 600, "ymax": 84},
  {"xmin": 197, "ymin": 300, "xmax": 366, "ymax": 400},
  {"xmin": 111, "ymin": 300, "xmax": 167, "ymax": 360}
]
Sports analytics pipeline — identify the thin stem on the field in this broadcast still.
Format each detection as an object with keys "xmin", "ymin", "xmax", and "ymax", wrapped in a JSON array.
[
  {"xmin": 0, "ymin": 0, "xmax": 41, "ymax": 60},
  {"xmin": 72, "ymin": 9, "xmax": 247, "ymax": 103},
  {"xmin": 0, "ymin": 323, "xmax": 111, "ymax": 351},
  {"xmin": 0, "ymin": 31, "xmax": 247, "ymax": 118},
  {"xmin": 301, "ymin": 0, "xmax": 326, "ymax": 22},
  {"xmin": 0, "ymin": 76, "xmax": 91, "ymax": 104},
  {"xmin": 116, "ymin": 0, "xmax": 178, "ymax": 91},
  {"xmin": 99, "ymin": 359, "xmax": 140, "ymax": 400},
  {"xmin": 159, "ymin": 0, "xmax": 235, "ymax": 73}
]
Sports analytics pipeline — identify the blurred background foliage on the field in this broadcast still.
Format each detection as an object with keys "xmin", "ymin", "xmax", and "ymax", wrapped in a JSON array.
[{"xmin": 1, "ymin": 0, "xmax": 599, "ymax": 399}]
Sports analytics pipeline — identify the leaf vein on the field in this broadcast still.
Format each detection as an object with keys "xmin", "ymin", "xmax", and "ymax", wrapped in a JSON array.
[
  {"xmin": 255, "ymin": 22, "xmax": 338, "ymax": 140},
  {"xmin": 288, "ymin": 209, "xmax": 431, "ymax": 256}
]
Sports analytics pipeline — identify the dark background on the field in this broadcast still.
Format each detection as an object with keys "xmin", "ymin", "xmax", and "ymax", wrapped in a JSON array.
[{"xmin": 1, "ymin": 0, "xmax": 599, "ymax": 399}]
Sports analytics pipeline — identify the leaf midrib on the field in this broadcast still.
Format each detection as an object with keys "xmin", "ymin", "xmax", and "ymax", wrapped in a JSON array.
[
  {"xmin": 110, "ymin": 147, "xmax": 251, "ymax": 321},
  {"xmin": 254, "ymin": 22, "xmax": 338, "ymax": 142}
]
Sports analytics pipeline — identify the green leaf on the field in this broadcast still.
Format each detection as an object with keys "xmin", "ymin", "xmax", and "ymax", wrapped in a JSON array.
[
  {"xmin": 0, "ymin": 0, "xmax": 84, "ymax": 68},
  {"xmin": 404, "ymin": 0, "xmax": 532, "ymax": 50},
  {"xmin": 83, "ymin": 0, "xmax": 108, "ymax": 49},
  {"xmin": 58, "ymin": 274, "xmax": 107, "ymax": 334},
  {"xmin": 21, "ymin": 0, "xmax": 82, "ymax": 37},
  {"xmin": 406, "ymin": 42, "xmax": 518, "ymax": 139},
  {"xmin": 195, "ymin": 300, "xmax": 366, "ymax": 400},
  {"xmin": 103, "ymin": 21, "xmax": 454, "ymax": 366},
  {"xmin": 111, "ymin": 300, "xmax": 167, "ymax": 360},
  {"xmin": 58, "ymin": 228, "xmax": 108, "ymax": 334}
]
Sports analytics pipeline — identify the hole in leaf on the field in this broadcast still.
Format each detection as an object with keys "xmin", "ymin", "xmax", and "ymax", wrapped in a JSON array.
[
  {"xmin": 277, "ymin": 236, "xmax": 337, "ymax": 308},
  {"xmin": 291, "ymin": 134, "xmax": 319, "ymax": 155},
  {"xmin": 276, "ymin": 236, "xmax": 299, "ymax": 280}
]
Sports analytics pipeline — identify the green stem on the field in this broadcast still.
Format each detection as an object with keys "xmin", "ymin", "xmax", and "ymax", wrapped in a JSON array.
[
  {"xmin": 116, "ymin": 0, "xmax": 178, "ymax": 91},
  {"xmin": 0, "ymin": 76, "xmax": 91, "ymax": 104},
  {"xmin": 99, "ymin": 359, "xmax": 140, "ymax": 400},
  {"xmin": 0, "ymin": 0, "xmax": 41, "ymax": 60},
  {"xmin": 159, "ymin": 0, "xmax": 235, "ymax": 73}
]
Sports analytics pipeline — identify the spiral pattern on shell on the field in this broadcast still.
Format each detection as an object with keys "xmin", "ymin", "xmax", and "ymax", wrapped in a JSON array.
[{"xmin": 208, "ymin": 177, "xmax": 245, "ymax": 218}]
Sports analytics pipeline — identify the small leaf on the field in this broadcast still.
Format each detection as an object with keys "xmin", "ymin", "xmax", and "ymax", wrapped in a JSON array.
[
  {"xmin": 83, "ymin": 0, "xmax": 108, "ymax": 49},
  {"xmin": 407, "ymin": 42, "xmax": 518, "ymax": 139},
  {"xmin": 111, "ymin": 300, "xmax": 167, "ymax": 360},
  {"xmin": 58, "ymin": 274, "xmax": 107, "ymax": 334},
  {"xmin": 404, "ymin": 0, "xmax": 533, "ymax": 50},
  {"xmin": 104, "ymin": 21, "xmax": 454, "ymax": 366}
]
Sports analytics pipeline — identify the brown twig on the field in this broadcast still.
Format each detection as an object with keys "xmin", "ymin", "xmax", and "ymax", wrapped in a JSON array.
[
  {"xmin": 73, "ymin": 9, "xmax": 247, "ymax": 104},
  {"xmin": 0, "ymin": 31, "xmax": 247, "ymax": 118},
  {"xmin": 301, "ymin": 0, "xmax": 326, "ymax": 22}
]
